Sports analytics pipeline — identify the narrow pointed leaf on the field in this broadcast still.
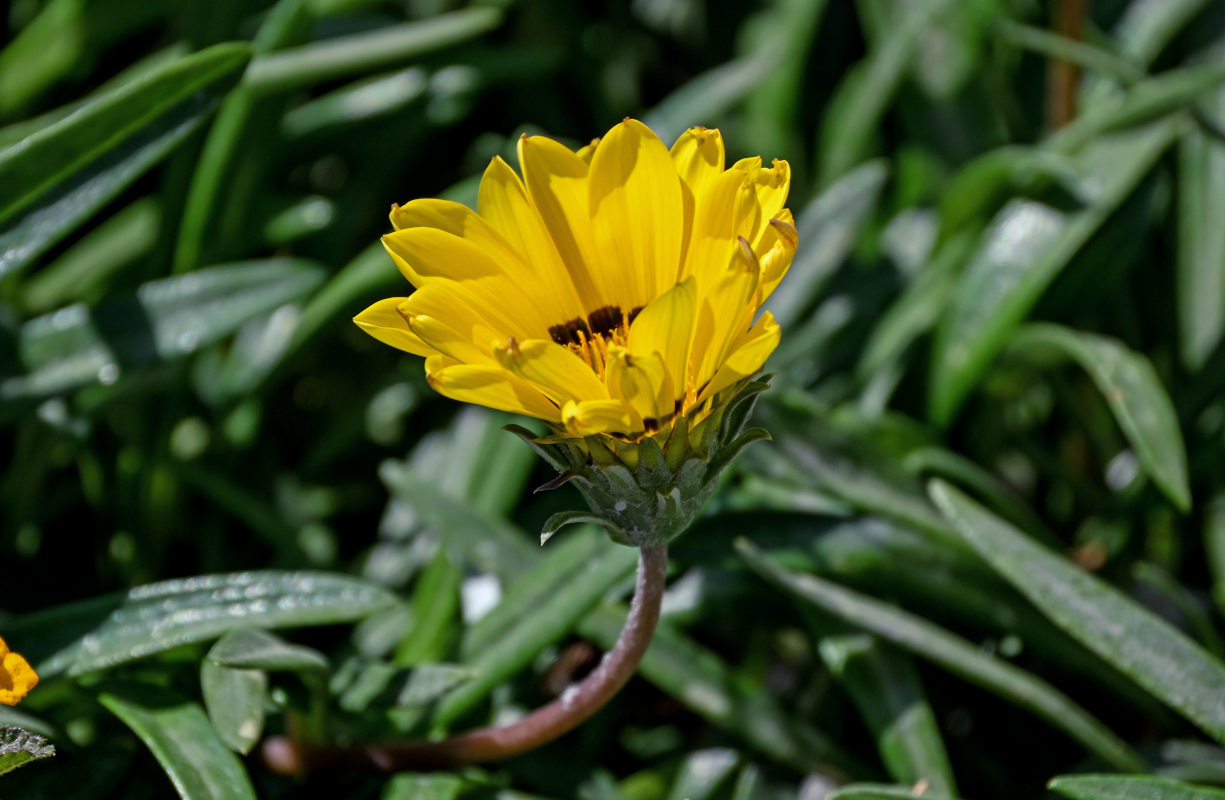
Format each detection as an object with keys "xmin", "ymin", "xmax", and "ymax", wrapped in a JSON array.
[
  {"xmin": 930, "ymin": 479, "xmax": 1225, "ymax": 745},
  {"xmin": 736, "ymin": 538, "xmax": 1144, "ymax": 772},
  {"xmin": 0, "ymin": 43, "xmax": 251, "ymax": 278},
  {"xmin": 1050, "ymin": 774, "xmax": 1225, "ymax": 800}
]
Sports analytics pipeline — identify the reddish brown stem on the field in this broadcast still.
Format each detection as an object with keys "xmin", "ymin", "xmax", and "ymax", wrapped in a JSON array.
[{"xmin": 262, "ymin": 545, "xmax": 668, "ymax": 774}]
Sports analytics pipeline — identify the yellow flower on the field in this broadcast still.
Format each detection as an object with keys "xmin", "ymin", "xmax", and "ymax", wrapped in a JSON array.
[
  {"xmin": 355, "ymin": 119, "xmax": 795, "ymax": 440},
  {"xmin": 0, "ymin": 635, "xmax": 38, "ymax": 706}
]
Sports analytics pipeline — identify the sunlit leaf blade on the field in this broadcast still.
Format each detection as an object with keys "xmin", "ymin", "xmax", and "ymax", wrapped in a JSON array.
[
  {"xmin": 243, "ymin": 9, "xmax": 502, "ymax": 94},
  {"xmin": 5, "ymin": 571, "xmax": 396, "ymax": 678},
  {"xmin": 0, "ymin": 726, "xmax": 55, "ymax": 777},
  {"xmin": 735, "ymin": 538, "xmax": 1145, "ymax": 772},
  {"xmin": 1010, "ymin": 323, "xmax": 1190, "ymax": 511},
  {"xmin": 99, "ymin": 687, "xmax": 256, "ymax": 800},
  {"xmin": 930, "ymin": 479, "xmax": 1225, "ymax": 745},
  {"xmin": 664, "ymin": 748, "xmax": 740, "ymax": 800},
  {"xmin": 1050, "ymin": 774, "xmax": 1225, "ymax": 800},
  {"xmin": 1, "ymin": 259, "xmax": 324, "ymax": 403},
  {"xmin": 0, "ymin": 43, "xmax": 251, "ymax": 278},
  {"xmin": 928, "ymin": 118, "xmax": 1180, "ymax": 425}
]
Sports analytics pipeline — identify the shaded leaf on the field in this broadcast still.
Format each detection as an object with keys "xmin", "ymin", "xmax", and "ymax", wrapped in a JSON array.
[
  {"xmin": 736, "ymin": 538, "xmax": 1145, "ymax": 772},
  {"xmin": 1, "ymin": 259, "xmax": 325, "ymax": 403},
  {"xmin": 1010, "ymin": 323, "xmax": 1190, "ymax": 511}
]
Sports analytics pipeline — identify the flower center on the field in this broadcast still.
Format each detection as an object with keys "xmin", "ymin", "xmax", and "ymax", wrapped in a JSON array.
[{"xmin": 549, "ymin": 305, "xmax": 643, "ymax": 379}]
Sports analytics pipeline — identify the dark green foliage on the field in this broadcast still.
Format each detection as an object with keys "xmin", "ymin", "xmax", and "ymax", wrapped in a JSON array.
[{"xmin": 2, "ymin": 1, "xmax": 1225, "ymax": 798}]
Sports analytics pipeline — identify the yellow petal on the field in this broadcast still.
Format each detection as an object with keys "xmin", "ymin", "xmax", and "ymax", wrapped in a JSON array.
[
  {"xmin": 562, "ymin": 398, "xmax": 643, "ymax": 436},
  {"xmin": 0, "ymin": 637, "xmax": 37, "ymax": 706},
  {"xmin": 670, "ymin": 127, "xmax": 725, "ymax": 200},
  {"xmin": 517, "ymin": 134, "xmax": 607, "ymax": 309},
  {"xmin": 606, "ymin": 346, "xmax": 674, "ymax": 427},
  {"xmin": 382, "ymin": 227, "xmax": 548, "ymax": 337},
  {"xmin": 587, "ymin": 119, "xmax": 685, "ymax": 308},
  {"xmin": 398, "ymin": 283, "xmax": 508, "ymax": 365},
  {"xmin": 692, "ymin": 240, "xmax": 760, "ymax": 392},
  {"xmin": 576, "ymin": 138, "xmax": 600, "ymax": 164},
  {"xmin": 683, "ymin": 163, "xmax": 760, "ymax": 291},
  {"xmin": 354, "ymin": 297, "xmax": 435, "ymax": 356},
  {"xmin": 495, "ymin": 338, "xmax": 609, "ymax": 406},
  {"xmin": 477, "ymin": 156, "xmax": 588, "ymax": 316},
  {"xmin": 749, "ymin": 159, "xmax": 791, "ymax": 244},
  {"xmin": 627, "ymin": 277, "xmax": 697, "ymax": 401},
  {"xmin": 756, "ymin": 212, "xmax": 798, "ymax": 303},
  {"xmin": 700, "ymin": 311, "xmax": 780, "ymax": 401},
  {"xmin": 425, "ymin": 354, "xmax": 559, "ymax": 421}
]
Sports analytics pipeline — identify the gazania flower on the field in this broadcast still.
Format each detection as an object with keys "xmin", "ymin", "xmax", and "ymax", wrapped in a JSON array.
[
  {"xmin": 355, "ymin": 119, "xmax": 795, "ymax": 441},
  {"xmin": 0, "ymin": 635, "xmax": 38, "ymax": 705}
]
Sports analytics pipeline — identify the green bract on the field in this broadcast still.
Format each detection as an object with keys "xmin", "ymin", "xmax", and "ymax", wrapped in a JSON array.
[{"xmin": 513, "ymin": 377, "xmax": 772, "ymax": 548}]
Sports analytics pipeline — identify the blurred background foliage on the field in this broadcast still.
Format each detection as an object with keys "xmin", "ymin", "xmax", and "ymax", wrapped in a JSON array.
[{"xmin": 4, "ymin": 0, "xmax": 1225, "ymax": 797}]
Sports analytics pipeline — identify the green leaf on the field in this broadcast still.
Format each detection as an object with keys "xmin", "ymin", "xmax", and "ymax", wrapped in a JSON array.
[
  {"xmin": 828, "ymin": 784, "xmax": 958, "ymax": 800},
  {"xmin": 642, "ymin": 50, "xmax": 781, "ymax": 144},
  {"xmin": 429, "ymin": 541, "xmax": 638, "ymax": 729},
  {"xmin": 930, "ymin": 479, "xmax": 1225, "ymax": 746},
  {"xmin": 99, "ymin": 686, "xmax": 256, "ymax": 800},
  {"xmin": 6, "ymin": 571, "xmax": 396, "ymax": 678},
  {"xmin": 0, "ymin": 43, "xmax": 251, "ymax": 278},
  {"xmin": 174, "ymin": 0, "xmax": 313, "ymax": 273},
  {"xmin": 378, "ymin": 457, "xmax": 537, "ymax": 580},
  {"xmin": 0, "ymin": 0, "xmax": 173, "ymax": 117},
  {"xmin": 928, "ymin": 118, "xmax": 1180, "ymax": 425},
  {"xmin": 1177, "ymin": 80, "xmax": 1225, "ymax": 371},
  {"xmin": 0, "ymin": 726, "xmax": 55, "ymax": 777},
  {"xmin": 1010, "ymin": 323, "xmax": 1190, "ymax": 511},
  {"xmin": 207, "ymin": 629, "xmax": 329, "ymax": 673},
  {"xmin": 1, "ymin": 259, "xmax": 325, "ymax": 403},
  {"xmin": 816, "ymin": 0, "xmax": 961, "ymax": 184},
  {"xmin": 461, "ymin": 525, "xmax": 603, "ymax": 659},
  {"xmin": 243, "ymin": 8, "xmax": 502, "ymax": 94},
  {"xmin": 200, "ymin": 660, "xmax": 266, "ymax": 756},
  {"xmin": 1050, "ymin": 774, "xmax": 1225, "ymax": 800},
  {"xmin": 736, "ymin": 538, "xmax": 1145, "ymax": 772},
  {"xmin": 664, "ymin": 748, "xmax": 740, "ymax": 800},
  {"xmin": 381, "ymin": 773, "xmax": 465, "ymax": 800},
  {"xmin": 819, "ymin": 634, "xmax": 956, "ymax": 794},
  {"xmin": 395, "ymin": 548, "xmax": 461, "ymax": 666}
]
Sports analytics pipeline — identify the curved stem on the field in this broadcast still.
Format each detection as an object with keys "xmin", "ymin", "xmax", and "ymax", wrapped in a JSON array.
[{"xmin": 263, "ymin": 545, "xmax": 668, "ymax": 773}]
